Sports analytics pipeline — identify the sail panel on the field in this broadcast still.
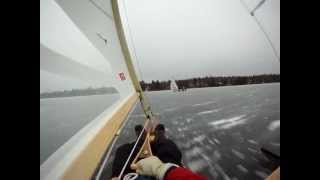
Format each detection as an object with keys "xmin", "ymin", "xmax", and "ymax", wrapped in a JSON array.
[
  {"xmin": 40, "ymin": 0, "xmax": 112, "ymax": 74},
  {"xmin": 40, "ymin": 44, "xmax": 114, "ymax": 87},
  {"xmin": 40, "ymin": 0, "xmax": 140, "ymax": 179},
  {"xmin": 55, "ymin": 0, "xmax": 134, "ymax": 96}
]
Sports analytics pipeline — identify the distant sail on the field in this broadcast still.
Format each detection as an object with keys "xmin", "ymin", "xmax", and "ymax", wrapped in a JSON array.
[{"xmin": 170, "ymin": 80, "xmax": 179, "ymax": 92}]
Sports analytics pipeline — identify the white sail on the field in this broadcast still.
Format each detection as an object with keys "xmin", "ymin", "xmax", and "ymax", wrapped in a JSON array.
[
  {"xmin": 170, "ymin": 80, "xmax": 179, "ymax": 92},
  {"xmin": 40, "ymin": 0, "xmax": 143, "ymax": 179}
]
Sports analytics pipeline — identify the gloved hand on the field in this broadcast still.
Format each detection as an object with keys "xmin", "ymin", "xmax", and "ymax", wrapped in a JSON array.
[{"xmin": 136, "ymin": 156, "xmax": 178, "ymax": 179}]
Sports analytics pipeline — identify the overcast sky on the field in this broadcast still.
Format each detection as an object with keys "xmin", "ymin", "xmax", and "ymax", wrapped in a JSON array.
[
  {"xmin": 122, "ymin": 0, "xmax": 280, "ymax": 82},
  {"xmin": 40, "ymin": 0, "xmax": 279, "ymax": 92}
]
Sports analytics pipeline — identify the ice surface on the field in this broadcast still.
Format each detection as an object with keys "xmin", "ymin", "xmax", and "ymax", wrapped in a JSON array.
[
  {"xmin": 267, "ymin": 120, "xmax": 280, "ymax": 131},
  {"xmin": 237, "ymin": 164, "xmax": 248, "ymax": 173},
  {"xmin": 192, "ymin": 101, "xmax": 215, "ymax": 107},
  {"xmin": 209, "ymin": 115, "xmax": 248, "ymax": 129},
  {"xmin": 231, "ymin": 149, "xmax": 245, "ymax": 160}
]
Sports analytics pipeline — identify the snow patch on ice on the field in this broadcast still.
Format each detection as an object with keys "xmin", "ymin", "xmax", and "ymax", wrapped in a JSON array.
[
  {"xmin": 248, "ymin": 147, "xmax": 258, "ymax": 154},
  {"xmin": 270, "ymin": 142, "xmax": 280, "ymax": 147},
  {"xmin": 185, "ymin": 146, "xmax": 202, "ymax": 159},
  {"xmin": 197, "ymin": 108, "xmax": 221, "ymax": 115},
  {"xmin": 164, "ymin": 107, "xmax": 178, "ymax": 112},
  {"xmin": 209, "ymin": 115, "xmax": 248, "ymax": 129},
  {"xmin": 231, "ymin": 149, "xmax": 245, "ymax": 160},
  {"xmin": 255, "ymin": 170, "xmax": 268, "ymax": 179},
  {"xmin": 187, "ymin": 159, "xmax": 207, "ymax": 172},
  {"xmin": 186, "ymin": 118, "xmax": 193, "ymax": 123},
  {"xmin": 208, "ymin": 139, "xmax": 215, "ymax": 145},
  {"xmin": 214, "ymin": 163, "xmax": 231, "ymax": 180},
  {"xmin": 192, "ymin": 101, "xmax": 215, "ymax": 107},
  {"xmin": 214, "ymin": 138, "xmax": 221, "ymax": 145},
  {"xmin": 193, "ymin": 135, "xmax": 206, "ymax": 143},
  {"xmin": 237, "ymin": 164, "xmax": 248, "ymax": 173},
  {"xmin": 248, "ymin": 139, "xmax": 258, "ymax": 145},
  {"xmin": 213, "ymin": 150, "xmax": 221, "ymax": 160},
  {"xmin": 267, "ymin": 120, "xmax": 280, "ymax": 131}
]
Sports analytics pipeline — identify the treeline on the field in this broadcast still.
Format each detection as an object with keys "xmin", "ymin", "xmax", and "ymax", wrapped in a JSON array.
[
  {"xmin": 140, "ymin": 74, "xmax": 280, "ymax": 91},
  {"xmin": 40, "ymin": 87, "xmax": 118, "ymax": 99}
]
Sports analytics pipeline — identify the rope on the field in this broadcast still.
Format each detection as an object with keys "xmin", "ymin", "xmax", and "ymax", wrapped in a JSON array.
[
  {"xmin": 94, "ymin": 101, "xmax": 138, "ymax": 180},
  {"xmin": 121, "ymin": 0, "xmax": 146, "ymax": 82},
  {"xmin": 121, "ymin": 0, "xmax": 154, "ymax": 120},
  {"xmin": 88, "ymin": 0, "xmax": 113, "ymax": 20},
  {"xmin": 238, "ymin": 0, "xmax": 280, "ymax": 62},
  {"xmin": 123, "ymin": 173, "xmax": 139, "ymax": 180},
  {"xmin": 118, "ymin": 121, "xmax": 149, "ymax": 179},
  {"xmin": 250, "ymin": 0, "xmax": 266, "ymax": 15},
  {"xmin": 252, "ymin": 15, "xmax": 280, "ymax": 62}
]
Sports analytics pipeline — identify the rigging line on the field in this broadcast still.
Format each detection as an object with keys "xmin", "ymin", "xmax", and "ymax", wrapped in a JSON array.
[
  {"xmin": 252, "ymin": 15, "xmax": 280, "ymax": 61},
  {"xmin": 89, "ymin": 0, "xmax": 113, "ymax": 20},
  {"xmin": 118, "ymin": 121, "xmax": 150, "ymax": 179},
  {"xmin": 121, "ymin": 0, "xmax": 154, "ymax": 115},
  {"xmin": 94, "ymin": 101, "xmax": 138, "ymax": 180},
  {"xmin": 251, "ymin": 0, "xmax": 266, "ymax": 15},
  {"xmin": 239, "ymin": 0, "xmax": 252, "ymax": 14},
  {"xmin": 238, "ymin": 0, "xmax": 280, "ymax": 62},
  {"xmin": 121, "ymin": 0, "xmax": 147, "ymax": 84}
]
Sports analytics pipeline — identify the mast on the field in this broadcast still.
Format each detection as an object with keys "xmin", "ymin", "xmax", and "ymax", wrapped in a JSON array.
[
  {"xmin": 112, "ymin": 1, "xmax": 156, "ymax": 177},
  {"xmin": 112, "ymin": 0, "xmax": 153, "ymax": 121}
]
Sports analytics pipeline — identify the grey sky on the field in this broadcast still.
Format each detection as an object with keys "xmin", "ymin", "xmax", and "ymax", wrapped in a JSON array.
[
  {"xmin": 122, "ymin": 0, "xmax": 280, "ymax": 82},
  {"xmin": 40, "ymin": 0, "xmax": 279, "ymax": 92}
]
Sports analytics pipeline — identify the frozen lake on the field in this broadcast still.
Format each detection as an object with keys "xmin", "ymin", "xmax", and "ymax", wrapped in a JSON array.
[
  {"xmin": 40, "ymin": 94, "xmax": 120, "ymax": 164},
  {"xmin": 40, "ymin": 83, "xmax": 280, "ymax": 179},
  {"xmin": 101, "ymin": 83, "xmax": 280, "ymax": 180}
]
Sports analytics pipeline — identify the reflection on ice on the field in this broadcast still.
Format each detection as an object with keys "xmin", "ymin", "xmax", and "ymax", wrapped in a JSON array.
[
  {"xmin": 193, "ymin": 135, "xmax": 206, "ymax": 143},
  {"xmin": 270, "ymin": 142, "xmax": 280, "ymax": 147},
  {"xmin": 236, "ymin": 164, "xmax": 248, "ymax": 173},
  {"xmin": 172, "ymin": 120, "xmax": 179, "ymax": 125},
  {"xmin": 197, "ymin": 108, "xmax": 221, "ymax": 115},
  {"xmin": 214, "ymin": 163, "xmax": 231, "ymax": 180},
  {"xmin": 255, "ymin": 170, "xmax": 268, "ymax": 179},
  {"xmin": 267, "ymin": 120, "xmax": 280, "ymax": 131},
  {"xmin": 231, "ymin": 149, "xmax": 245, "ymax": 160},
  {"xmin": 214, "ymin": 138, "xmax": 221, "ymax": 145},
  {"xmin": 208, "ymin": 139, "xmax": 215, "ymax": 145},
  {"xmin": 185, "ymin": 146, "xmax": 203, "ymax": 159},
  {"xmin": 163, "ymin": 107, "xmax": 179, "ymax": 112},
  {"xmin": 209, "ymin": 115, "xmax": 248, "ymax": 130},
  {"xmin": 248, "ymin": 139, "xmax": 258, "ymax": 145},
  {"xmin": 187, "ymin": 159, "xmax": 207, "ymax": 172},
  {"xmin": 192, "ymin": 101, "xmax": 215, "ymax": 107},
  {"xmin": 248, "ymin": 147, "xmax": 258, "ymax": 154},
  {"xmin": 213, "ymin": 150, "xmax": 222, "ymax": 161},
  {"xmin": 186, "ymin": 118, "xmax": 193, "ymax": 123}
]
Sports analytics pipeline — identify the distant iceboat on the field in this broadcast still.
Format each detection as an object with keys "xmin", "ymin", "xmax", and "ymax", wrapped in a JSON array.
[{"xmin": 170, "ymin": 80, "xmax": 179, "ymax": 92}]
